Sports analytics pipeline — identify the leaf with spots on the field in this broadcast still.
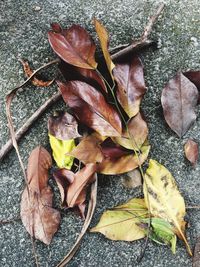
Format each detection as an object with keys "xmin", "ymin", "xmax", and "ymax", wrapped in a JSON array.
[
  {"xmin": 161, "ymin": 72, "xmax": 199, "ymax": 137},
  {"xmin": 143, "ymin": 159, "xmax": 192, "ymax": 256},
  {"xmin": 184, "ymin": 139, "xmax": 199, "ymax": 167},
  {"xmin": 20, "ymin": 146, "xmax": 61, "ymax": 245}
]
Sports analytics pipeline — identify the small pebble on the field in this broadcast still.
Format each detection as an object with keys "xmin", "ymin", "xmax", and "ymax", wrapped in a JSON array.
[{"xmin": 33, "ymin": 6, "xmax": 41, "ymax": 11}]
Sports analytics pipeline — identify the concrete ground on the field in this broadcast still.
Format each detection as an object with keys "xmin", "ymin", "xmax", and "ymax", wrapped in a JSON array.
[{"xmin": 1, "ymin": 0, "xmax": 200, "ymax": 266}]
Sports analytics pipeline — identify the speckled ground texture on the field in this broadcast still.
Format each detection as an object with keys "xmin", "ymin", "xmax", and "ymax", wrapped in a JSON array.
[{"xmin": 1, "ymin": 0, "xmax": 200, "ymax": 266}]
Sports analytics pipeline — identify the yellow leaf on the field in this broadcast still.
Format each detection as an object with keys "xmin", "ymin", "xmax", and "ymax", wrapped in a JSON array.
[
  {"xmin": 94, "ymin": 19, "xmax": 115, "ymax": 80},
  {"xmin": 48, "ymin": 133, "xmax": 75, "ymax": 169},
  {"xmin": 90, "ymin": 198, "xmax": 147, "ymax": 241},
  {"xmin": 143, "ymin": 159, "xmax": 192, "ymax": 256}
]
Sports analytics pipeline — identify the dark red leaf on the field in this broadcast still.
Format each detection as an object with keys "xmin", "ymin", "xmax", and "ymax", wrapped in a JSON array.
[
  {"xmin": 57, "ymin": 80, "xmax": 122, "ymax": 136},
  {"xmin": 113, "ymin": 56, "xmax": 147, "ymax": 118},
  {"xmin": 161, "ymin": 72, "xmax": 199, "ymax": 137},
  {"xmin": 184, "ymin": 71, "xmax": 200, "ymax": 103},
  {"xmin": 48, "ymin": 111, "xmax": 81, "ymax": 140},
  {"xmin": 184, "ymin": 139, "xmax": 199, "ymax": 166},
  {"xmin": 100, "ymin": 138, "xmax": 130, "ymax": 159},
  {"xmin": 48, "ymin": 24, "xmax": 97, "ymax": 69}
]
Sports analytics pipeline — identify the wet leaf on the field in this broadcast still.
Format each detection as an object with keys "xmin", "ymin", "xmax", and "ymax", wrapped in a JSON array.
[
  {"xmin": 193, "ymin": 237, "xmax": 200, "ymax": 267},
  {"xmin": 143, "ymin": 159, "xmax": 192, "ymax": 256},
  {"xmin": 161, "ymin": 72, "xmax": 199, "ymax": 137},
  {"xmin": 20, "ymin": 146, "xmax": 61, "ymax": 245},
  {"xmin": 49, "ymin": 133, "xmax": 75, "ymax": 169},
  {"xmin": 48, "ymin": 24, "xmax": 97, "ymax": 69},
  {"xmin": 113, "ymin": 57, "xmax": 146, "ymax": 118},
  {"xmin": 58, "ymin": 80, "xmax": 122, "ymax": 136},
  {"xmin": 97, "ymin": 142, "xmax": 150, "ymax": 175},
  {"xmin": 69, "ymin": 133, "xmax": 106, "ymax": 164},
  {"xmin": 19, "ymin": 59, "xmax": 54, "ymax": 87},
  {"xmin": 113, "ymin": 112, "xmax": 148, "ymax": 150},
  {"xmin": 184, "ymin": 139, "xmax": 199, "ymax": 166},
  {"xmin": 90, "ymin": 198, "xmax": 147, "ymax": 241},
  {"xmin": 48, "ymin": 111, "xmax": 81, "ymax": 140},
  {"xmin": 94, "ymin": 19, "xmax": 115, "ymax": 79}
]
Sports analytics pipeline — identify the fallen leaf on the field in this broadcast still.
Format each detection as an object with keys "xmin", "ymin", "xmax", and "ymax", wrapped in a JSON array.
[
  {"xmin": 143, "ymin": 159, "xmax": 192, "ymax": 256},
  {"xmin": 58, "ymin": 80, "xmax": 122, "ymax": 136},
  {"xmin": 193, "ymin": 237, "xmax": 200, "ymax": 267},
  {"xmin": 112, "ymin": 112, "xmax": 148, "ymax": 150},
  {"xmin": 113, "ymin": 56, "xmax": 146, "ymax": 118},
  {"xmin": 90, "ymin": 198, "xmax": 147, "ymax": 241},
  {"xmin": 184, "ymin": 71, "xmax": 200, "ymax": 91},
  {"xmin": 19, "ymin": 59, "xmax": 54, "ymax": 87},
  {"xmin": 121, "ymin": 169, "xmax": 142, "ymax": 189},
  {"xmin": 48, "ymin": 24, "xmax": 97, "ymax": 69},
  {"xmin": 161, "ymin": 72, "xmax": 199, "ymax": 137},
  {"xmin": 69, "ymin": 133, "xmax": 106, "ymax": 164},
  {"xmin": 184, "ymin": 139, "xmax": 199, "ymax": 166},
  {"xmin": 100, "ymin": 138, "xmax": 131, "ymax": 159},
  {"xmin": 20, "ymin": 146, "xmax": 61, "ymax": 245},
  {"xmin": 94, "ymin": 19, "xmax": 115, "ymax": 79},
  {"xmin": 49, "ymin": 133, "xmax": 75, "ymax": 169},
  {"xmin": 48, "ymin": 111, "xmax": 81, "ymax": 140},
  {"xmin": 97, "ymin": 142, "xmax": 150, "ymax": 175}
]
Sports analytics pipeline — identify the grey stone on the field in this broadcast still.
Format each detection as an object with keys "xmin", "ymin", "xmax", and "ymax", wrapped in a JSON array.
[{"xmin": 0, "ymin": 0, "xmax": 200, "ymax": 266}]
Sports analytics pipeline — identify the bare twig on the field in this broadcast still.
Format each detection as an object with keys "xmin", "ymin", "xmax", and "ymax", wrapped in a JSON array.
[
  {"xmin": 0, "ymin": 216, "xmax": 21, "ymax": 224},
  {"xmin": 187, "ymin": 205, "xmax": 200, "ymax": 210}
]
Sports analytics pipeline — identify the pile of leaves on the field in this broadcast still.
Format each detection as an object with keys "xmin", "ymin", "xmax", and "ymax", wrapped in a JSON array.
[{"xmin": 3, "ymin": 5, "xmax": 200, "ymax": 267}]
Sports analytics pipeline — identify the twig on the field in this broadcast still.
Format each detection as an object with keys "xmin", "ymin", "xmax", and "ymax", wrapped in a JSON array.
[
  {"xmin": 187, "ymin": 205, "xmax": 200, "ymax": 210},
  {"xmin": 0, "ymin": 216, "xmax": 21, "ymax": 224},
  {"xmin": 0, "ymin": 92, "xmax": 61, "ymax": 161}
]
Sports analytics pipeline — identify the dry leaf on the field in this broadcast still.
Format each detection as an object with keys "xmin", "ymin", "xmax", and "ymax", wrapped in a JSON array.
[
  {"xmin": 90, "ymin": 198, "xmax": 147, "ymax": 241},
  {"xmin": 58, "ymin": 80, "xmax": 122, "ymax": 136},
  {"xmin": 161, "ymin": 72, "xmax": 199, "ymax": 137},
  {"xmin": 19, "ymin": 59, "xmax": 54, "ymax": 87},
  {"xmin": 143, "ymin": 159, "xmax": 192, "ymax": 256},
  {"xmin": 184, "ymin": 71, "xmax": 200, "ymax": 103},
  {"xmin": 20, "ymin": 146, "xmax": 60, "ymax": 245},
  {"xmin": 121, "ymin": 169, "xmax": 142, "ymax": 189},
  {"xmin": 184, "ymin": 139, "xmax": 199, "ymax": 166},
  {"xmin": 48, "ymin": 24, "xmax": 97, "ymax": 69},
  {"xmin": 113, "ymin": 57, "xmax": 147, "ymax": 117}
]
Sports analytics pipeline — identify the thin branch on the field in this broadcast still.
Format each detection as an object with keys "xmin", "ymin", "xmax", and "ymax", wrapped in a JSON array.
[
  {"xmin": 187, "ymin": 205, "xmax": 200, "ymax": 210},
  {"xmin": 0, "ymin": 216, "xmax": 21, "ymax": 224}
]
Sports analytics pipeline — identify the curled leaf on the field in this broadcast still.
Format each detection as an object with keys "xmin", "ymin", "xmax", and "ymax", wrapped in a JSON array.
[
  {"xmin": 48, "ymin": 24, "xmax": 97, "ymax": 69},
  {"xmin": 184, "ymin": 139, "xmax": 199, "ymax": 166},
  {"xmin": 143, "ymin": 159, "xmax": 192, "ymax": 256},
  {"xmin": 49, "ymin": 133, "xmax": 75, "ymax": 169},
  {"xmin": 48, "ymin": 111, "xmax": 81, "ymax": 140},
  {"xmin": 113, "ymin": 56, "xmax": 146, "ymax": 118},
  {"xmin": 20, "ymin": 146, "xmax": 60, "ymax": 245},
  {"xmin": 19, "ymin": 59, "xmax": 54, "ymax": 87},
  {"xmin": 161, "ymin": 72, "xmax": 199, "ymax": 137},
  {"xmin": 58, "ymin": 80, "xmax": 122, "ymax": 136},
  {"xmin": 91, "ymin": 198, "xmax": 147, "ymax": 241}
]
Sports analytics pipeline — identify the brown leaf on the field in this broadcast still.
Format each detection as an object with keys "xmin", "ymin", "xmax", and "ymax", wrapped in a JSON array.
[
  {"xmin": 48, "ymin": 24, "xmax": 97, "ymax": 69},
  {"xmin": 69, "ymin": 133, "xmax": 106, "ymax": 164},
  {"xmin": 57, "ymin": 80, "xmax": 122, "ymax": 136},
  {"xmin": 48, "ymin": 111, "xmax": 81, "ymax": 140},
  {"xmin": 94, "ymin": 19, "xmax": 115, "ymax": 79},
  {"xmin": 112, "ymin": 112, "xmax": 148, "ymax": 150},
  {"xmin": 184, "ymin": 71, "xmax": 200, "ymax": 104},
  {"xmin": 97, "ymin": 143, "xmax": 150, "ymax": 175},
  {"xmin": 193, "ymin": 237, "xmax": 200, "ymax": 267},
  {"xmin": 161, "ymin": 72, "xmax": 199, "ymax": 137},
  {"xmin": 19, "ymin": 59, "xmax": 54, "ymax": 87},
  {"xmin": 20, "ymin": 146, "xmax": 60, "ymax": 245},
  {"xmin": 184, "ymin": 139, "xmax": 199, "ymax": 166},
  {"xmin": 100, "ymin": 138, "xmax": 131, "ymax": 159},
  {"xmin": 59, "ymin": 61, "xmax": 107, "ymax": 93},
  {"xmin": 121, "ymin": 169, "xmax": 142, "ymax": 189},
  {"xmin": 113, "ymin": 57, "xmax": 147, "ymax": 118}
]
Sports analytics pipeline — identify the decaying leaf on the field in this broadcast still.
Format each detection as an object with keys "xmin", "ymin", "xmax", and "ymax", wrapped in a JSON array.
[
  {"xmin": 58, "ymin": 80, "xmax": 122, "ymax": 136},
  {"xmin": 48, "ymin": 111, "xmax": 81, "ymax": 140},
  {"xmin": 90, "ymin": 198, "xmax": 147, "ymax": 241},
  {"xmin": 49, "ymin": 133, "xmax": 75, "ymax": 169},
  {"xmin": 184, "ymin": 139, "xmax": 199, "ymax": 166},
  {"xmin": 20, "ymin": 146, "xmax": 61, "ymax": 245},
  {"xmin": 161, "ymin": 72, "xmax": 199, "ymax": 137},
  {"xmin": 19, "ymin": 59, "xmax": 54, "ymax": 87},
  {"xmin": 94, "ymin": 19, "xmax": 115, "ymax": 79},
  {"xmin": 193, "ymin": 237, "xmax": 200, "ymax": 267},
  {"xmin": 143, "ymin": 159, "xmax": 192, "ymax": 256},
  {"xmin": 113, "ymin": 112, "xmax": 148, "ymax": 150},
  {"xmin": 69, "ymin": 133, "xmax": 106, "ymax": 164},
  {"xmin": 97, "ymin": 142, "xmax": 150, "ymax": 175},
  {"xmin": 48, "ymin": 24, "xmax": 97, "ymax": 69},
  {"xmin": 113, "ymin": 57, "xmax": 147, "ymax": 117},
  {"xmin": 121, "ymin": 169, "xmax": 142, "ymax": 189}
]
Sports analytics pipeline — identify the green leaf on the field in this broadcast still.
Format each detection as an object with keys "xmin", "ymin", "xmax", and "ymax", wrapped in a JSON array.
[
  {"xmin": 90, "ymin": 198, "xmax": 148, "ymax": 241},
  {"xmin": 49, "ymin": 133, "xmax": 75, "ymax": 169}
]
